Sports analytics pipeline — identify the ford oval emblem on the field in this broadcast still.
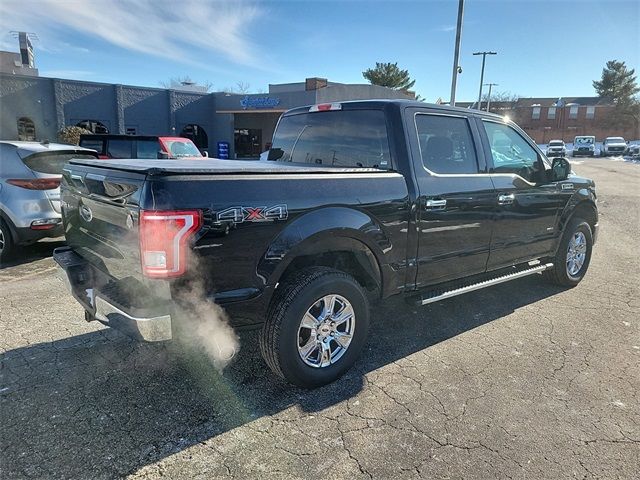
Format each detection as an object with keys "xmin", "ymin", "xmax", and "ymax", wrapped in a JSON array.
[{"xmin": 80, "ymin": 204, "xmax": 93, "ymax": 223}]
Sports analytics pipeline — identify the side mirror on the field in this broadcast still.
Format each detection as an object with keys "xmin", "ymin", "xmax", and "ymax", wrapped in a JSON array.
[
  {"xmin": 551, "ymin": 157, "xmax": 571, "ymax": 182},
  {"xmin": 157, "ymin": 150, "xmax": 170, "ymax": 159},
  {"xmin": 267, "ymin": 148, "xmax": 284, "ymax": 161}
]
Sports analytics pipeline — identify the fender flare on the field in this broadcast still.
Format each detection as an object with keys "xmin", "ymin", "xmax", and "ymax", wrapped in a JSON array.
[
  {"xmin": 257, "ymin": 206, "xmax": 390, "ymax": 292},
  {"xmin": 553, "ymin": 189, "xmax": 598, "ymax": 253}
]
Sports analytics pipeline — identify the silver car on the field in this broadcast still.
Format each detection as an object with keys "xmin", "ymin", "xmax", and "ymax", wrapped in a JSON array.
[{"xmin": 0, "ymin": 141, "xmax": 97, "ymax": 261}]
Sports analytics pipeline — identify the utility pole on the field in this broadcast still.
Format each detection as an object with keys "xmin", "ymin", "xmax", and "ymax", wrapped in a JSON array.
[
  {"xmin": 483, "ymin": 83, "xmax": 498, "ymax": 112},
  {"xmin": 473, "ymin": 51, "xmax": 497, "ymax": 110},
  {"xmin": 449, "ymin": 0, "xmax": 465, "ymax": 106}
]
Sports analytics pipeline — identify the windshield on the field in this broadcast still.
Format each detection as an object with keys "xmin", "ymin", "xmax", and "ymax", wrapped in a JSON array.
[
  {"xmin": 164, "ymin": 140, "xmax": 202, "ymax": 158},
  {"xmin": 607, "ymin": 137, "xmax": 625, "ymax": 142},
  {"xmin": 269, "ymin": 110, "xmax": 391, "ymax": 169},
  {"xmin": 549, "ymin": 141, "xmax": 564, "ymax": 146},
  {"xmin": 575, "ymin": 137, "xmax": 594, "ymax": 145},
  {"xmin": 21, "ymin": 152, "xmax": 97, "ymax": 174}
]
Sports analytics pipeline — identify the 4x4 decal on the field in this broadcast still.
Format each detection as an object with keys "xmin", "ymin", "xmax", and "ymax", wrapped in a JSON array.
[{"xmin": 216, "ymin": 204, "xmax": 288, "ymax": 224}]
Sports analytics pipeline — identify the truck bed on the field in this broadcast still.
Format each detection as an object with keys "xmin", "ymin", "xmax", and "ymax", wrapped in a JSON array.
[{"xmin": 68, "ymin": 158, "xmax": 390, "ymax": 175}]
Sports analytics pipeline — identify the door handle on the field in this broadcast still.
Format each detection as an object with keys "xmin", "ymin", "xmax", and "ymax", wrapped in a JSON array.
[
  {"xmin": 425, "ymin": 199, "xmax": 447, "ymax": 209},
  {"xmin": 497, "ymin": 193, "xmax": 515, "ymax": 205}
]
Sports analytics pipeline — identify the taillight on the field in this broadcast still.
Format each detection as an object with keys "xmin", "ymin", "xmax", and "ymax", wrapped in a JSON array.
[
  {"xmin": 7, "ymin": 178, "xmax": 61, "ymax": 190},
  {"xmin": 139, "ymin": 210, "xmax": 201, "ymax": 278}
]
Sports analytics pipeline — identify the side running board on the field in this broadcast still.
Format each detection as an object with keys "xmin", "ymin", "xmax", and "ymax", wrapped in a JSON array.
[{"xmin": 418, "ymin": 263, "xmax": 554, "ymax": 306}]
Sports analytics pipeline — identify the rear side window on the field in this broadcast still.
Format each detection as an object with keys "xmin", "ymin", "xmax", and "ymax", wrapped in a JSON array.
[
  {"xmin": 137, "ymin": 139, "xmax": 160, "ymax": 159},
  {"xmin": 415, "ymin": 114, "xmax": 478, "ymax": 174},
  {"xmin": 107, "ymin": 139, "xmax": 132, "ymax": 158},
  {"xmin": 22, "ymin": 152, "xmax": 97, "ymax": 174},
  {"xmin": 269, "ymin": 110, "xmax": 391, "ymax": 169}
]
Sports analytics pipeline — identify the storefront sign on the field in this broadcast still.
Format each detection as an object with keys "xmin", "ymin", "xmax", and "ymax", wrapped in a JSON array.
[{"xmin": 240, "ymin": 95, "xmax": 281, "ymax": 110}]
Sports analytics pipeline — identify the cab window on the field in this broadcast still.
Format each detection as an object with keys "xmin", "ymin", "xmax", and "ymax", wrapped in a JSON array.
[
  {"xmin": 482, "ymin": 121, "xmax": 541, "ymax": 182},
  {"xmin": 269, "ymin": 110, "xmax": 391, "ymax": 169}
]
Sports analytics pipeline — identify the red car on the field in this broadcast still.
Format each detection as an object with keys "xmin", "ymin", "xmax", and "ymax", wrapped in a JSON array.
[{"xmin": 79, "ymin": 134, "xmax": 204, "ymax": 159}]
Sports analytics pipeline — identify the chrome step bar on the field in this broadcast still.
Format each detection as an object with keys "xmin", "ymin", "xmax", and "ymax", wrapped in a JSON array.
[{"xmin": 419, "ymin": 263, "xmax": 554, "ymax": 306}]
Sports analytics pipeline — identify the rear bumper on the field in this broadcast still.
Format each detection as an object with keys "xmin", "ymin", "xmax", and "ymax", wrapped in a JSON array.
[
  {"xmin": 14, "ymin": 224, "xmax": 64, "ymax": 244},
  {"xmin": 53, "ymin": 246, "xmax": 172, "ymax": 342}
]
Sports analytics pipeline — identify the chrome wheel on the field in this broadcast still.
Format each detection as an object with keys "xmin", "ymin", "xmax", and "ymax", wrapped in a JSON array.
[
  {"xmin": 566, "ymin": 231, "xmax": 587, "ymax": 277},
  {"xmin": 297, "ymin": 294, "xmax": 356, "ymax": 368},
  {"xmin": 0, "ymin": 227, "xmax": 4, "ymax": 253}
]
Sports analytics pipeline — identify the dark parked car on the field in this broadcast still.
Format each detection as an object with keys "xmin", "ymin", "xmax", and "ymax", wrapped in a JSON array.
[
  {"xmin": 0, "ymin": 141, "xmax": 97, "ymax": 261},
  {"xmin": 55, "ymin": 100, "xmax": 598, "ymax": 387},
  {"xmin": 79, "ymin": 134, "xmax": 203, "ymax": 159}
]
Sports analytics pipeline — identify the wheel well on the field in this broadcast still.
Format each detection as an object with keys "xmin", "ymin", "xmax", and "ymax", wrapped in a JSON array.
[
  {"xmin": 279, "ymin": 250, "xmax": 381, "ymax": 295},
  {"xmin": 571, "ymin": 202, "xmax": 598, "ymax": 232}
]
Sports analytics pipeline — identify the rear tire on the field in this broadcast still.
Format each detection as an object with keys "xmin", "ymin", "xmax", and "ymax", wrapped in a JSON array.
[
  {"xmin": 545, "ymin": 218, "xmax": 593, "ymax": 287},
  {"xmin": 0, "ymin": 218, "xmax": 14, "ymax": 264},
  {"xmin": 260, "ymin": 267, "xmax": 370, "ymax": 388}
]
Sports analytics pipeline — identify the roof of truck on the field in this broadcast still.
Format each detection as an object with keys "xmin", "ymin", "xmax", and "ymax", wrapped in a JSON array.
[{"xmin": 283, "ymin": 99, "xmax": 506, "ymax": 120}]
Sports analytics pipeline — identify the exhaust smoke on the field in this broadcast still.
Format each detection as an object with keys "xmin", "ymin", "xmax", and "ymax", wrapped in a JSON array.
[
  {"xmin": 173, "ymin": 291, "xmax": 239, "ymax": 371},
  {"xmin": 171, "ymin": 257, "xmax": 240, "ymax": 372}
]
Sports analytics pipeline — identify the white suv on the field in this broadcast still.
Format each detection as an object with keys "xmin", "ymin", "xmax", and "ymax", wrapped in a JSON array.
[
  {"xmin": 601, "ymin": 137, "xmax": 627, "ymax": 157},
  {"xmin": 546, "ymin": 140, "xmax": 567, "ymax": 157}
]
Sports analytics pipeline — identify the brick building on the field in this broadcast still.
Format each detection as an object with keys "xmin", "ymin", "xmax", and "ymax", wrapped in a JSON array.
[{"xmin": 459, "ymin": 97, "xmax": 639, "ymax": 144}]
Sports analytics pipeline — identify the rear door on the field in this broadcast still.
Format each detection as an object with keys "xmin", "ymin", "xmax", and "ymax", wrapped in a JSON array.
[
  {"xmin": 478, "ymin": 118, "xmax": 566, "ymax": 269},
  {"xmin": 407, "ymin": 108, "xmax": 496, "ymax": 288}
]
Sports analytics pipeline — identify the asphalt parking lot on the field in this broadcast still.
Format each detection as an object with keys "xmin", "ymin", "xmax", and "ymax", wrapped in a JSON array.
[{"xmin": 1, "ymin": 158, "xmax": 639, "ymax": 479}]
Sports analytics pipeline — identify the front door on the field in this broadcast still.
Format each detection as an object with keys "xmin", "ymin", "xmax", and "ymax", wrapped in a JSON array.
[
  {"xmin": 478, "ymin": 119, "xmax": 566, "ymax": 269},
  {"xmin": 409, "ymin": 110, "xmax": 496, "ymax": 288}
]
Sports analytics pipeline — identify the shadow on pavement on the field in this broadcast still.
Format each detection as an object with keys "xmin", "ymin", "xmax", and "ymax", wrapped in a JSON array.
[
  {"xmin": 0, "ymin": 239, "xmax": 65, "ymax": 269},
  {"xmin": 0, "ymin": 275, "xmax": 564, "ymax": 478}
]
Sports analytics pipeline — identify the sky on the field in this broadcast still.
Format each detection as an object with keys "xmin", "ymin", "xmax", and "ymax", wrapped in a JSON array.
[{"xmin": 1, "ymin": 0, "xmax": 638, "ymax": 102}]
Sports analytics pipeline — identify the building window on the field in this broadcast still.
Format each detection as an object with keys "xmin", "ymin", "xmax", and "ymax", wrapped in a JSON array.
[
  {"xmin": 569, "ymin": 106, "xmax": 579, "ymax": 119},
  {"xmin": 17, "ymin": 117, "xmax": 36, "ymax": 141},
  {"xmin": 547, "ymin": 107, "xmax": 556, "ymax": 120},
  {"xmin": 180, "ymin": 124, "xmax": 208, "ymax": 150},
  {"xmin": 532, "ymin": 107, "xmax": 541, "ymax": 120},
  {"xmin": 586, "ymin": 106, "xmax": 595, "ymax": 119},
  {"xmin": 76, "ymin": 120, "xmax": 109, "ymax": 134}
]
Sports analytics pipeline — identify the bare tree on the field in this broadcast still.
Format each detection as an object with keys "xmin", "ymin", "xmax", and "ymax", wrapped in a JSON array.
[
  {"xmin": 160, "ymin": 76, "xmax": 213, "ymax": 93},
  {"xmin": 222, "ymin": 81, "xmax": 252, "ymax": 95}
]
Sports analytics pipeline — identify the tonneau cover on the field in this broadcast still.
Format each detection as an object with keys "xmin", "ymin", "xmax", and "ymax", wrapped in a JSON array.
[{"xmin": 67, "ymin": 158, "xmax": 389, "ymax": 175}]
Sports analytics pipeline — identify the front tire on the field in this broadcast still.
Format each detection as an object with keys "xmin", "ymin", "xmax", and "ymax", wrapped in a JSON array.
[
  {"xmin": 260, "ymin": 267, "xmax": 370, "ymax": 388},
  {"xmin": 545, "ymin": 218, "xmax": 593, "ymax": 287}
]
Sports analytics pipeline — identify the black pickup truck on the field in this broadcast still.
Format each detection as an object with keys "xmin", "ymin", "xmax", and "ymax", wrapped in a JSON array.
[{"xmin": 55, "ymin": 100, "xmax": 598, "ymax": 387}]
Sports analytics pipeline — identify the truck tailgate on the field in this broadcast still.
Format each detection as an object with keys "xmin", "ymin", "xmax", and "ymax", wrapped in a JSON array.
[{"xmin": 61, "ymin": 163, "xmax": 146, "ymax": 280}]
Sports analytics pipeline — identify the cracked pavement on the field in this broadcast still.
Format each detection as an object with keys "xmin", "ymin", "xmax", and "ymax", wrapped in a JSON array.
[{"xmin": 1, "ymin": 158, "xmax": 639, "ymax": 479}]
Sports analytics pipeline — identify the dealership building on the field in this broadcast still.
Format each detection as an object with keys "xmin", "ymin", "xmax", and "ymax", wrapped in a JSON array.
[{"xmin": 0, "ymin": 72, "xmax": 412, "ymax": 158}]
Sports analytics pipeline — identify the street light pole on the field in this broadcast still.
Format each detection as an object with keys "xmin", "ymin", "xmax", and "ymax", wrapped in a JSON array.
[
  {"xmin": 483, "ymin": 83, "xmax": 498, "ymax": 111},
  {"xmin": 449, "ymin": 0, "xmax": 465, "ymax": 106},
  {"xmin": 473, "ymin": 51, "xmax": 497, "ymax": 110}
]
